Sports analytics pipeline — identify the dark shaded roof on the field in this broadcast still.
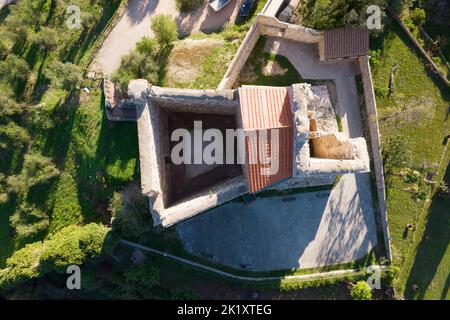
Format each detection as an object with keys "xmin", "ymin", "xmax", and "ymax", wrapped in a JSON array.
[
  {"xmin": 324, "ymin": 27, "xmax": 369, "ymax": 59},
  {"xmin": 239, "ymin": 86, "xmax": 294, "ymax": 193}
]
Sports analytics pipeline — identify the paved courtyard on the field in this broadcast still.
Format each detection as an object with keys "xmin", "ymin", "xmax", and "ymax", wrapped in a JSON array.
[
  {"xmin": 265, "ymin": 38, "xmax": 363, "ymax": 139},
  {"xmin": 176, "ymin": 173, "xmax": 378, "ymax": 271}
]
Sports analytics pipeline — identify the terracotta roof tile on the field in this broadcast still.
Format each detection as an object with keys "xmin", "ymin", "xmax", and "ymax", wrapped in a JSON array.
[
  {"xmin": 324, "ymin": 27, "xmax": 369, "ymax": 59},
  {"xmin": 239, "ymin": 86, "xmax": 294, "ymax": 193}
]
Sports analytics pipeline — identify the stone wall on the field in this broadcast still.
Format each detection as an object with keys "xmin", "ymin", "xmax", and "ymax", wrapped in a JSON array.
[
  {"xmin": 219, "ymin": 13, "xmax": 324, "ymax": 90},
  {"xmin": 358, "ymin": 56, "xmax": 392, "ymax": 260}
]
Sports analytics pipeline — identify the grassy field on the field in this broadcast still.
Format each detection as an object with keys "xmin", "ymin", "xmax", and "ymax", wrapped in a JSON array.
[{"xmin": 371, "ymin": 24, "xmax": 449, "ymax": 299}]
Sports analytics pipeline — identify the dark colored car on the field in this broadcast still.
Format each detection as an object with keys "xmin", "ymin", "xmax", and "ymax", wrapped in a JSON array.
[{"xmin": 238, "ymin": 0, "xmax": 258, "ymax": 17}]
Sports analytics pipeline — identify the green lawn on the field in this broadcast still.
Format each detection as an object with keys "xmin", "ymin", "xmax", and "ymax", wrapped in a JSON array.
[
  {"xmin": 371, "ymin": 25, "xmax": 449, "ymax": 299},
  {"xmin": 236, "ymin": 37, "xmax": 304, "ymax": 87}
]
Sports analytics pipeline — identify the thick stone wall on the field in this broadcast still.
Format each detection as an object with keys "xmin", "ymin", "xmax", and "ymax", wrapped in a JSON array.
[
  {"xmin": 358, "ymin": 56, "xmax": 392, "ymax": 260},
  {"xmin": 219, "ymin": 13, "xmax": 323, "ymax": 90}
]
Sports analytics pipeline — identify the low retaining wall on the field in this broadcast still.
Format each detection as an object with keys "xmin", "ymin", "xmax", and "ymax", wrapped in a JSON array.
[
  {"xmin": 359, "ymin": 56, "xmax": 392, "ymax": 261},
  {"xmin": 121, "ymin": 239, "xmax": 386, "ymax": 283}
]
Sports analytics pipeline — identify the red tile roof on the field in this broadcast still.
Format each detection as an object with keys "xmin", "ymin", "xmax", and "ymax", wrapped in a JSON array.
[
  {"xmin": 239, "ymin": 86, "xmax": 294, "ymax": 193},
  {"xmin": 324, "ymin": 27, "xmax": 369, "ymax": 59}
]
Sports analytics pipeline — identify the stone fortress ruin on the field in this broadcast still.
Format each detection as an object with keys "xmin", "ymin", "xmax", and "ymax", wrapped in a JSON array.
[
  {"xmin": 103, "ymin": 0, "xmax": 391, "ymax": 259},
  {"xmin": 123, "ymin": 80, "xmax": 370, "ymax": 227}
]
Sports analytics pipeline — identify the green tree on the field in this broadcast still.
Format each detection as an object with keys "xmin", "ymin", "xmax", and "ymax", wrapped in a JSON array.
[
  {"xmin": 0, "ymin": 223, "xmax": 110, "ymax": 289},
  {"xmin": 0, "ymin": 54, "xmax": 30, "ymax": 84},
  {"xmin": 109, "ymin": 183, "xmax": 151, "ymax": 237},
  {"xmin": 45, "ymin": 60, "xmax": 82, "ymax": 89},
  {"xmin": 351, "ymin": 281, "xmax": 373, "ymax": 300},
  {"xmin": 0, "ymin": 84, "xmax": 22, "ymax": 117},
  {"xmin": 151, "ymin": 14, "xmax": 178, "ymax": 48},
  {"xmin": 112, "ymin": 262, "xmax": 159, "ymax": 299},
  {"xmin": 301, "ymin": 0, "xmax": 387, "ymax": 30},
  {"xmin": 176, "ymin": 0, "xmax": 203, "ymax": 13},
  {"xmin": 10, "ymin": 203, "xmax": 49, "ymax": 243},
  {"xmin": 410, "ymin": 8, "xmax": 426, "ymax": 27},
  {"xmin": 31, "ymin": 26, "xmax": 60, "ymax": 51}
]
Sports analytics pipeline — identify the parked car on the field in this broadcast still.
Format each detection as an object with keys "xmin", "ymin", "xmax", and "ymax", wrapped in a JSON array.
[
  {"xmin": 238, "ymin": 0, "xmax": 258, "ymax": 18},
  {"xmin": 208, "ymin": 0, "xmax": 233, "ymax": 12}
]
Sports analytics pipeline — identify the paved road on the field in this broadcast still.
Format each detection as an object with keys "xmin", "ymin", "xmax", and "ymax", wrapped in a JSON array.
[
  {"xmin": 177, "ymin": 174, "xmax": 377, "ymax": 271},
  {"xmin": 92, "ymin": 0, "xmax": 241, "ymax": 74}
]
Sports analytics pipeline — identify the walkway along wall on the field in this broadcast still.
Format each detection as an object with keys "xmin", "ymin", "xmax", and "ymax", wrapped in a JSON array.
[{"xmin": 359, "ymin": 56, "xmax": 392, "ymax": 261}]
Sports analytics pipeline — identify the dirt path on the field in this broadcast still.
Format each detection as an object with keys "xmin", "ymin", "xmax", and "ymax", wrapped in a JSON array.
[{"xmin": 92, "ymin": 0, "xmax": 242, "ymax": 74}]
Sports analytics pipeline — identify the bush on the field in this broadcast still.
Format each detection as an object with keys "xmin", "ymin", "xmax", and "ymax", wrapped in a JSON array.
[
  {"xmin": 0, "ymin": 223, "xmax": 110, "ymax": 289},
  {"xmin": 302, "ymin": 0, "xmax": 387, "ymax": 30},
  {"xmin": 374, "ymin": 86, "xmax": 388, "ymax": 98},
  {"xmin": 10, "ymin": 203, "xmax": 50, "ymax": 243},
  {"xmin": 45, "ymin": 60, "xmax": 83, "ymax": 89},
  {"xmin": 0, "ymin": 54, "xmax": 30, "ymax": 84},
  {"xmin": 410, "ymin": 8, "xmax": 426, "ymax": 27},
  {"xmin": 31, "ymin": 26, "xmax": 59, "ymax": 50},
  {"xmin": 109, "ymin": 184, "xmax": 150, "ymax": 237},
  {"xmin": 23, "ymin": 152, "xmax": 59, "ymax": 184},
  {"xmin": 151, "ymin": 14, "xmax": 178, "ymax": 48},
  {"xmin": 109, "ymin": 262, "xmax": 159, "ymax": 299},
  {"xmin": 404, "ymin": 170, "xmax": 420, "ymax": 183},
  {"xmin": 176, "ymin": 0, "xmax": 203, "ymax": 13},
  {"xmin": 0, "ymin": 84, "xmax": 21, "ymax": 117},
  {"xmin": 382, "ymin": 266, "xmax": 400, "ymax": 287},
  {"xmin": 350, "ymin": 281, "xmax": 373, "ymax": 300}
]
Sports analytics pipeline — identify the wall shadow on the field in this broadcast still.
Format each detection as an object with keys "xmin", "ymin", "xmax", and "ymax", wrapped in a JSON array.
[{"xmin": 404, "ymin": 160, "xmax": 450, "ymax": 300}]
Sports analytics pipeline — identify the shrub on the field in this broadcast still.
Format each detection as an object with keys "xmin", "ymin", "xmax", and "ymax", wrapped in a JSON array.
[
  {"xmin": 136, "ymin": 37, "xmax": 159, "ymax": 56},
  {"xmin": 0, "ymin": 54, "xmax": 30, "ymax": 84},
  {"xmin": 351, "ymin": 281, "xmax": 373, "ymax": 300},
  {"xmin": 410, "ymin": 8, "xmax": 426, "ymax": 27},
  {"xmin": 10, "ymin": 203, "xmax": 50, "ymax": 243},
  {"xmin": 151, "ymin": 14, "xmax": 178, "ymax": 48},
  {"xmin": 374, "ymin": 86, "xmax": 388, "ymax": 98},
  {"xmin": 0, "ymin": 223, "xmax": 110, "ymax": 289},
  {"xmin": 0, "ymin": 84, "xmax": 22, "ymax": 117},
  {"xmin": 109, "ymin": 184, "xmax": 150, "ymax": 237},
  {"xmin": 45, "ymin": 60, "xmax": 83, "ymax": 89},
  {"xmin": 21, "ymin": 152, "xmax": 60, "ymax": 187},
  {"xmin": 404, "ymin": 170, "xmax": 420, "ymax": 183},
  {"xmin": 176, "ymin": 0, "xmax": 203, "ymax": 13},
  {"xmin": 31, "ymin": 26, "xmax": 59, "ymax": 50},
  {"xmin": 382, "ymin": 266, "xmax": 400, "ymax": 287}
]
